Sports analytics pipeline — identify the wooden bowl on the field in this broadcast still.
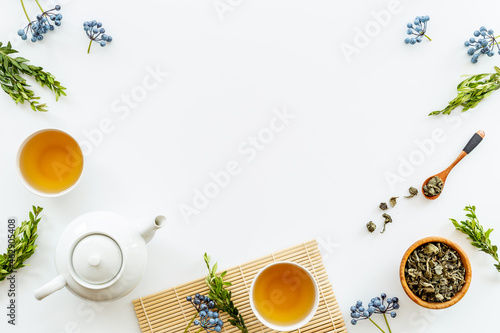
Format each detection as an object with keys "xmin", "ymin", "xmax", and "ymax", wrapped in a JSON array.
[{"xmin": 399, "ymin": 236, "xmax": 472, "ymax": 309}]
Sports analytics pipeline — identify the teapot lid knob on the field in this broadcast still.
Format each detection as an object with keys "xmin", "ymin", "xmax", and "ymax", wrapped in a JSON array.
[
  {"xmin": 72, "ymin": 234, "xmax": 122, "ymax": 285},
  {"xmin": 88, "ymin": 255, "xmax": 101, "ymax": 267}
]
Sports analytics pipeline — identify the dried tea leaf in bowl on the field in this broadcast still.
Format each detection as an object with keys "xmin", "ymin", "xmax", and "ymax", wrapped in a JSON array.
[{"xmin": 405, "ymin": 242, "xmax": 466, "ymax": 302}]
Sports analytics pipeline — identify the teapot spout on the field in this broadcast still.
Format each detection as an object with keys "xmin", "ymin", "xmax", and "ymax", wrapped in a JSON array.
[
  {"xmin": 34, "ymin": 275, "xmax": 66, "ymax": 300},
  {"xmin": 140, "ymin": 215, "xmax": 166, "ymax": 244}
]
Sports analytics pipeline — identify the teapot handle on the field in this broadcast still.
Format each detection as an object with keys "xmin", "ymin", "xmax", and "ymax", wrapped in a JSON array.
[{"xmin": 34, "ymin": 275, "xmax": 66, "ymax": 300}]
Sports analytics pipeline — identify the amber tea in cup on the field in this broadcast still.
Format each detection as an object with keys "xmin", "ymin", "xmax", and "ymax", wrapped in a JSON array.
[
  {"xmin": 250, "ymin": 262, "xmax": 319, "ymax": 331},
  {"xmin": 17, "ymin": 129, "xmax": 84, "ymax": 196}
]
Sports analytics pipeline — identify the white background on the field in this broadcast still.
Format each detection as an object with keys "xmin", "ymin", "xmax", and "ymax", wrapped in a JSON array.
[{"xmin": 1, "ymin": 0, "xmax": 500, "ymax": 332}]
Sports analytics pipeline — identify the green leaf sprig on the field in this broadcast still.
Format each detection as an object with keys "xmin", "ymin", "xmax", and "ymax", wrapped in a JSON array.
[
  {"xmin": 0, "ymin": 42, "xmax": 66, "ymax": 111},
  {"xmin": 451, "ymin": 205, "xmax": 500, "ymax": 272},
  {"xmin": 204, "ymin": 253, "xmax": 248, "ymax": 333},
  {"xmin": 430, "ymin": 66, "xmax": 500, "ymax": 116},
  {"xmin": 0, "ymin": 206, "xmax": 43, "ymax": 281}
]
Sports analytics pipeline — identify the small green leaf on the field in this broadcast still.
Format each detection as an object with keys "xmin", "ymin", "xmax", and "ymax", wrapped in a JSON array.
[
  {"xmin": 0, "ymin": 42, "xmax": 65, "ymax": 112},
  {"xmin": 432, "ymin": 68, "xmax": 500, "ymax": 116},
  {"xmin": 0, "ymin": 206, "xmax": 43, "ymax": 281},
  {"xmin": 451, "ymin": 205, "xmax": 500, "ymax": 274},
  {"xmin": 202, "ymin": 254, "xmax": 248, "ymax": 333}
]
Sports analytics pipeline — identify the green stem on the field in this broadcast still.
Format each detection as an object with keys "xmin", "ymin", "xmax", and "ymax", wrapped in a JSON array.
[
  {"xmin": 369, "ymin": 318, "xmax": 387, "ymax": 333},
  {"xmin": 383, "ymin": 313, "xmax": 393, "ymax": 333},
  {"xmin": 195, "ymin": 328, "xmax": 203, "ymax": 333},
  {"xmin": 183, "ymin": 313, "xmax": 198, "ymax": 333},
  {"xmin": 34, "ymin": 0, "xmax": 44, "ymax": 12},
  {"xmin": 20, "ymin": 0, "xmax": 31, "ymax": 22},
  {"xmin": 87, "ymin": 40, "xmax": 93, "ymax": 54},
  {"xmin": 424, "ymin": 34, "xmax": 432, "ymax": 41}
]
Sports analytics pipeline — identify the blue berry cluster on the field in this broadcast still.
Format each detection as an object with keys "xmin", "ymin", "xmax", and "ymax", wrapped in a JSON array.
[
  {"xmin": 404, "ymin": 15, "xmax": 431, "ymax": 45},
  {"xmin": 83, "ymin": 20, "xmax": 113, "ymax": 53},
  {"xmin": 186, "ymin": 294, "xmax": 224, "ymax": 332},
  {"xmin": 464, "ymin": 27, "xmax": 500, "ymax": 63},
  {"xmin": 17, "ymin": 5, "xmax": 62, "ymax": 43},
  {"xmin": 350, "ymin": 293, "xmax": 399, "ymax": 326}
]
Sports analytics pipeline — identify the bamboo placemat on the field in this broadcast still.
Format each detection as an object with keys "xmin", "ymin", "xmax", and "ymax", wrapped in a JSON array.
[{"xmin": 133, "ymin": 240, "xmax": 347, "ymax": 333}]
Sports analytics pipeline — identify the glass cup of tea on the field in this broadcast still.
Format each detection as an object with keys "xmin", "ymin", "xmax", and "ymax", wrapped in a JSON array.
[
  {"xmin": 17, "ymin": 129, "xmax": 84, "ymax": 197},
  {"xmin": 249, "ymin": 261, "xmax": 319, "ymax": 331}
]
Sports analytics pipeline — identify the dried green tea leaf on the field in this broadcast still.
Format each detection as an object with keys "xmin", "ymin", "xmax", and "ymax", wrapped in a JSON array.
[
  {"xmin": 366, "ymin": 221, "xmax": 376, "ymax": 233},
  {"xmin": 423, "ymin": 243, "xmax": 439, "ymax": 255},
  {"xmin": 379, "ymin": 202, "xmax": 388, "ymax": 210},
  {"xmin": 404, "ymin": 242, "xmax": 466, "ymax": 302},
  {"xmin": 389, "ymin": 196, "xmax": 398, "ymax": 207},
  {"xmin": 423, "ymin": 176, "xmax": 443, "ymax": 197},
  {"xmin": 405, "ymin": 187, "xmax": 418, "ymax": 198},
  {"xmin": 380, "ymin": 213, "xmax": 392, "ymax": 234},
  {"xmin": 382, "ymin": 213, "xmax": 392, "ymax": 222}
]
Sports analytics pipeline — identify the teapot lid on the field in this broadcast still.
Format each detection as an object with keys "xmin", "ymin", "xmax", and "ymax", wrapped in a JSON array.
[{"xmin": 71, "ymin": 234, "xmax": 123, "ymax": 285}]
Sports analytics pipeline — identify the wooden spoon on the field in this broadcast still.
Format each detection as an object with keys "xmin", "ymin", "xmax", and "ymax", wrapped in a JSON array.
[{"xmin": 422, "ymin": 130, "xmax": 485, "ymax": 200}]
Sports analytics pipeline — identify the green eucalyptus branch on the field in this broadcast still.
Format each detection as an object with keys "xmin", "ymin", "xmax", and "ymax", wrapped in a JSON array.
[
  {"xmin": 0, "ymin": 41, "xmax": 66, "ymax": 112},
  {"xmin": 0, "ymin": 206, "xmax": 43, "ymax": 281},
  {"xmin": 430, "ymin": 66, "xmax": 500, "ymax": 116},
  {"xmin": 451, "ymin": 205, "xmax": 500, "ymax": 272},
  {"xmin": 203, "ymin": 253, "xmax": 248, "ymax": 333}
]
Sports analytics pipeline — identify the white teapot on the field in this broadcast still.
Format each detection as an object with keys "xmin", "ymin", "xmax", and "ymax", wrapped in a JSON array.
[{"xmin": 34, "ymin": 212, "xmax": 165, "ymax": 301}]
